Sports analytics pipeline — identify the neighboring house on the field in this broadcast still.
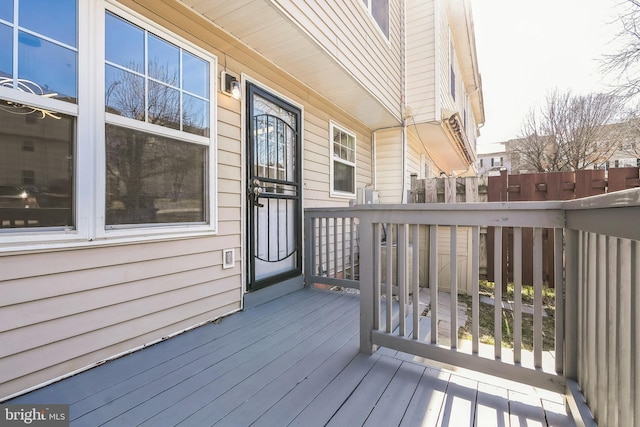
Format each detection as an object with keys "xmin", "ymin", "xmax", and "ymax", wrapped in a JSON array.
[
  {"xmin": 477, "ymin": 144, "xmax": 510, "ymax": 175},
  {"xmin": 0, "ymin": 0, "xmax": 483, "ymax": 398}
]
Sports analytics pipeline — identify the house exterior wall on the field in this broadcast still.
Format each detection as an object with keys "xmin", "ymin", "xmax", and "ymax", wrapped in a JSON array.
[
  {"xmin": 271, "ymin": 0, "xmax": 404, "ymax": 120},
  {"xmin": 0, "ymin": 0, "xmax": 374, "ymax": 399},
  {"xmin": 374, "ymin": 128, "xmax": 404, "ymax": 204},
  {"xmin": 405, "ymin": 0, "xmax": 437, "ymax": 124}
]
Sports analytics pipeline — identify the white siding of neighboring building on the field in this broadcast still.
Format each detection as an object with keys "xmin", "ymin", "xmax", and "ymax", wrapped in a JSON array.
[{"xmin": 406, "ymin": 0, "xmax": 437, "ymax": 124}]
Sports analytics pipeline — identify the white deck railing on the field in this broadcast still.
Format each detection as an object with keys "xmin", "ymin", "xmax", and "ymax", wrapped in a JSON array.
[{"xmin": 304, "ymin": 188, "xmax": 640, "ymax": 426}]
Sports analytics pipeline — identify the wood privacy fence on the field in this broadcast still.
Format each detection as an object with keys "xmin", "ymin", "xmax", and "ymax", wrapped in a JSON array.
[{"xmin": 410, "ymin": 167, "xmax": 640, "ymax": 288}]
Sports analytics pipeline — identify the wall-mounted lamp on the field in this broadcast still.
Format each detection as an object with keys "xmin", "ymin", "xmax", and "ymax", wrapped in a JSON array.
[{"xmin": 221, "ymin": 71, "xmax": 241, "ymax": 100}]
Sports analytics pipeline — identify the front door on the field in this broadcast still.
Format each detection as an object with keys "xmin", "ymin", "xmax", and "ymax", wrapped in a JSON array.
[{"xmin": 246, "ymin": 83, "xmax": 302, "ymax": 291}]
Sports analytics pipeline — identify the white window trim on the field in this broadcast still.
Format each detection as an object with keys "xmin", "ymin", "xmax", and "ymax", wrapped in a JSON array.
[
  {"xmin": 0, "ymin": 0, "xmax": 218, "ymax": 252},
  {"xmin": 360, "ymin": 0, "xmax": 391, "ymax": 43},
  {"xmin": 329, "ymin": 121, "xmax": 357, "ymax": 199}
]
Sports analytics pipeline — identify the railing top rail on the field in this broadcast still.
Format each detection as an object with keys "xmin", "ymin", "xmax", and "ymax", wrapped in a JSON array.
[{"xmin": 562, "ymin": 187, "xmax": 640, "ymax": 210}]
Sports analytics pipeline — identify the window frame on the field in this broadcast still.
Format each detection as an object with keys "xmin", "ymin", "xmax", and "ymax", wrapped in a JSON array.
[
  {"xmin": 361, "ymin": 0, "xmax": 390, "ymax": 41},
  {"xmin": 0, "ymin": 0, "xmax": 218, "ymax": 251},
  {"xmin": 97, "ymin": 2, "xmax": 217, "ymax": 238},
  {"xmin": 329, "ymin": 121, "xmax": 357, "ymax": 199}
]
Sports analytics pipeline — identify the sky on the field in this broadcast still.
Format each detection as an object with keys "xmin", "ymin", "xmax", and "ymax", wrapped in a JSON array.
[{"xmin": 471, "ymin": 0, "xmax": 627, "ymax": 153}]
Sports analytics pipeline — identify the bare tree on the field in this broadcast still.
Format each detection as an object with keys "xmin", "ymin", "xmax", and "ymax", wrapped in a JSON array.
[
  {"xmin": 602, "ymin": 0, "xmax": 640, "ymax": 100},
  {"xmin": 511, "ymin": 90, "xmax": 623, "ymax": 172}
]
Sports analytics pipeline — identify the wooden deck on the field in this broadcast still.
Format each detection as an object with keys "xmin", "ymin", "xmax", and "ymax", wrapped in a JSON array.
[{"xmin": 8, "ymin": 288, "xmax": 575, "ymax": 426}]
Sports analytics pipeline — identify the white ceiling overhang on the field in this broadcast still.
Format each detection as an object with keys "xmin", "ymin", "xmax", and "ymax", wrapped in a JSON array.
[
  {"xmin": 408, "ymin": 121, "xmax": 475, "ymax": 176},
  {"xmin": 181, "ymin": 0, "xmax": 401, "ymax": 129}
]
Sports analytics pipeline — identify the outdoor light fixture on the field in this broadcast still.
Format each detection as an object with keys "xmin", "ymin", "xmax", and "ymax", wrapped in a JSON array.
[{"xmin": 221, "ymin": 71, "xmax": 241, "ymax": 100}]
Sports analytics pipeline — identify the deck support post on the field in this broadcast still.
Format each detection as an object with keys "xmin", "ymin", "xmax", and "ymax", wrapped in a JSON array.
[{"xmin": 359, "ymin": 212, "xmax": 377, "ymax": 354}]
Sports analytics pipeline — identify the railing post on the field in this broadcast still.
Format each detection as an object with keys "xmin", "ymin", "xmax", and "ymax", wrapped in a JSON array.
[
  {"xmin": 304, "ymin": 215, "xmax": 313, "ymax": 287},
  {"xmin": 359, "ymin": 212, "xmax": 376, "ymax": 354},
  {"xmin": 565, "ymin": 228, "xmax": 579, "ymax": 380}
]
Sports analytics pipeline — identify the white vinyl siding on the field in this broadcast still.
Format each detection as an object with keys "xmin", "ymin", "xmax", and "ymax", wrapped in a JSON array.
[
  {"xmin": 405, "ymin": 0, "xmax": 437, "ymax": 123},
  {"xmin": 374, "ymin": 128, "xmax": 403, "ymax": 204},
  {"xmin": 271, "ymin": 0, "xmax": 403, "ymax": 119}
]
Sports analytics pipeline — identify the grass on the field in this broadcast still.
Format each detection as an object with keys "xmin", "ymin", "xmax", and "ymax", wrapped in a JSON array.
[{"xmin": 456, "ymin": 281, "xmax": 556, "ymax": 351}]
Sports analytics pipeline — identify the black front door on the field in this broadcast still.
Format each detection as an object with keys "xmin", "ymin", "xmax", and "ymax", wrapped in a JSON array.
[{"xmin": 246, "ymin": 83, "xmax": 302, "ymax": 291}]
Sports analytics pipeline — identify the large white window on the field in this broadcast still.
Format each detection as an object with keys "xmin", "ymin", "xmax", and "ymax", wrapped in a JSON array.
[
  {"xmin": 362, "ymin": 0, "xmax": 389, "ymax": 39},
  {"xmin": 330, "ymin": 122, "xmax": 356, "ymax": 198},
  {"xmin": 104, "ymin": 11, "xmax": 212, "ymax": 228},
  {"xmin": 0, "ymin": 1, "xmax": 217, "ymax": 245},
  {"xmin": 0, "ymin": 0, "xmax": 77, "ymax": 231}
]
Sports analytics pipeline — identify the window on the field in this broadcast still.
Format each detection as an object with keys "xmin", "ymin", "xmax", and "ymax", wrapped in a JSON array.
[
  {"xmin": 420, "ymin": 154, "xmax": 431, "ymax": 179},
  {"xmin": 1, "ymin": 2, "xmax": 216, "ymax": 241},
  {"xmin": 104, "ymin": 12, "xmax": 212, "ymax": 228},
  {"xmin": 330, "ymin": 122, "xmax": 356, "ymax": 197},
  {"xmin": 0, "ymin": 0, "xmax": 77, "ymax": 230},
  {"xmin": 362, "ymin": 0, "xmax": 389, "ymax": 39}
]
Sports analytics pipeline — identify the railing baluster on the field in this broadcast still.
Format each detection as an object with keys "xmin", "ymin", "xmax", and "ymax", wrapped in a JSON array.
[
  {"xmin": 308, "ymin": 217, "xmax": 316, "ymax": 284},
  {"xmin": 554, "ymin": 228, "xmax": 564, "ymax": 375},
  {"xmin": 334, "ymin": 218, "xmax": 339, "ymax": 279},
  {"xmin": 565, "ymin": 228, "xmax": 579, "ymax": 380},
  {"xmin": 633, "ymin": 240, "xmax": 640, "ymax": 427},
  {"xmin": 471, "ymin": 226, "xmax": 479, "ymax": 354},
  {"xmin": 340, "ymin": 218, "xmax": 345, "ymax": 280},
  {"xmin": 587, "ymin": 233, "xmax": 597, "ymax": 403},
  {"xmin": 514, "ymin": 227, "xmax": 522, "ymax": 364},
  {"xmin": 412, "ymin": 224, "xmax": 420, "ymax": 340},
  {"xmin": 318, "ymin": 218, "xmax": 324, "ymax": 276},
  {"xmin": 386, "ymin": 223, "xmax": 393, "ymax": 334},
  {"xmin": 350, "ymin": 218, "xmax": 355, "ymax": 280},
  {"xmin": 533, "ymin": 227, "xmax": 543, "ymax": 368},
  {"xmin": 430, "ymin": 224, "xmax": 438, "ymax": 345},
  {"xmin": 374, "ymin": 223, "xmax": 381, "ymax": 331},
  {"xmin": 617, "ymin": 238, "xmax": 632, "ymax": 427},
  {"xmin": 577, "ymin": 231, "xmax": 584, "ymax": 387},
  {"xmin": 399, "ymin": 224, "xmax": 407, "ymax": 337},
  {"xmin": 494, "ymin": 226, "xmax": 503, "ymax": 359},
  {"xmin": 450, "ymin": 225, "xmax": 458, "ymax": 349},
  {"xmin": 325, "ymin": 218, "xmax": 330, "ymax": 277},
  {"xmin": 606, "ymin": 235, "xmax": 618, "ymax": 427},
  {"xmin": 595, "ymin": 234, "xmax": 607, "ymax": 422}
]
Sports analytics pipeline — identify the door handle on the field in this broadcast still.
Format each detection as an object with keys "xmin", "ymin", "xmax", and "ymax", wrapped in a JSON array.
[{"xmin": 249, "ymin": 178, "xmax": 264, "ymax": 207}]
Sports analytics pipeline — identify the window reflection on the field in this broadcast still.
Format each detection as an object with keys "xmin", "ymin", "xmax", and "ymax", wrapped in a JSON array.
[
  {"xmin": 148, "ymin": 80, "xmax": 180, "ymax": 130},
  {"xmin": 0, "ymin": 100, "xmax": 74, "ymax": 229},
  {"xmin": 105, "ymin": 124, "xmax": 206, "ymax": 226},
  {"xmin": 19, "ymin": 0, "xmax": 77, "ymax": 47},
  {"xmin": 0, "ymin": 23, "xmax": 11, "ymax": 78},
  {"xmin": 18, "ymin": 31, "xmax": 77, "ymax": 102},
  {"xmin": 0, "ymin": 2, "xmax": 12, "ymax": 22},
  {"xmin": 105, "ymin": 11, "xmax": 210, "ymax": 135},
  {"xmin": 148, "ymin": 34, "xmax": 179, "ymax": 85},
  {"xmin": 105, "ymin": 12, "xmax": 144, "ymax": 71},
  {"xmin": 182, "ymin": 51, "xmax": 209, "ymax": 98},
  {"xmin": 105, "ymin": 64, "xmax": 145, "ymax": 121}
]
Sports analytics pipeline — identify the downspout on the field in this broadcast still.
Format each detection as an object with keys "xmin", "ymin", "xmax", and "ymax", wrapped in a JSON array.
[{"xmin": 400, "ymin": 0, "xmax": 408, "ymax": 203}]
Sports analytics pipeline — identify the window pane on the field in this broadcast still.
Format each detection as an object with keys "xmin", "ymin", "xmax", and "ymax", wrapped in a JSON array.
[
  {"xmin": 148, "ymin": 80, "xmax": 180, "ymax": 130},
  {"xmin": 183, "ymin": 93, "xmax": 209, "ymax": 136},
  {"xmin": 105, "ymin": 12, "xmax": 143, "ymax": 72},
  {"xmin": 182, "ymin": 51, "xmax": 209, "ymax": 98},
  {"xmin": 371, "ymin": 0, "xmax": 389, "ymax": 38},
  {"xmin": 334, "ymin": 161, "xmax": 355, "ymax": 194},
  {"xmin": 105, "ymin": 64, "xmax": 145, "ymax": 120},
  {"xmin": 0, "ymin": 99, "xmax": 74, "ymax": 229},
  {"xmin": 148, "ymin": 33, "xmax": 179, "ymax": 86},
  {"xmin": 19, "ymin": 0, "xmax": 77, "ymax": 47},
  {"xmin": 0, "ymin": 2, "xmax": 12, "ymax": 23},
  {"xmin": 18, "ymin": 31, "xmax": 77, "ymax": 102},
  {"xmin": 0, "ymin": 23, "xmax": 11, "ymax": 78},
  {"xmin": 106, "ymin": 124, "xmax": 206, "ymax": 226}
]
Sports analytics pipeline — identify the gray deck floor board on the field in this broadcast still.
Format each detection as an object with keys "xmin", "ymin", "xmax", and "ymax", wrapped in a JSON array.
[{"xmin": 7, "ymin": 288, "xmax": 574, "ymax": 426}]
